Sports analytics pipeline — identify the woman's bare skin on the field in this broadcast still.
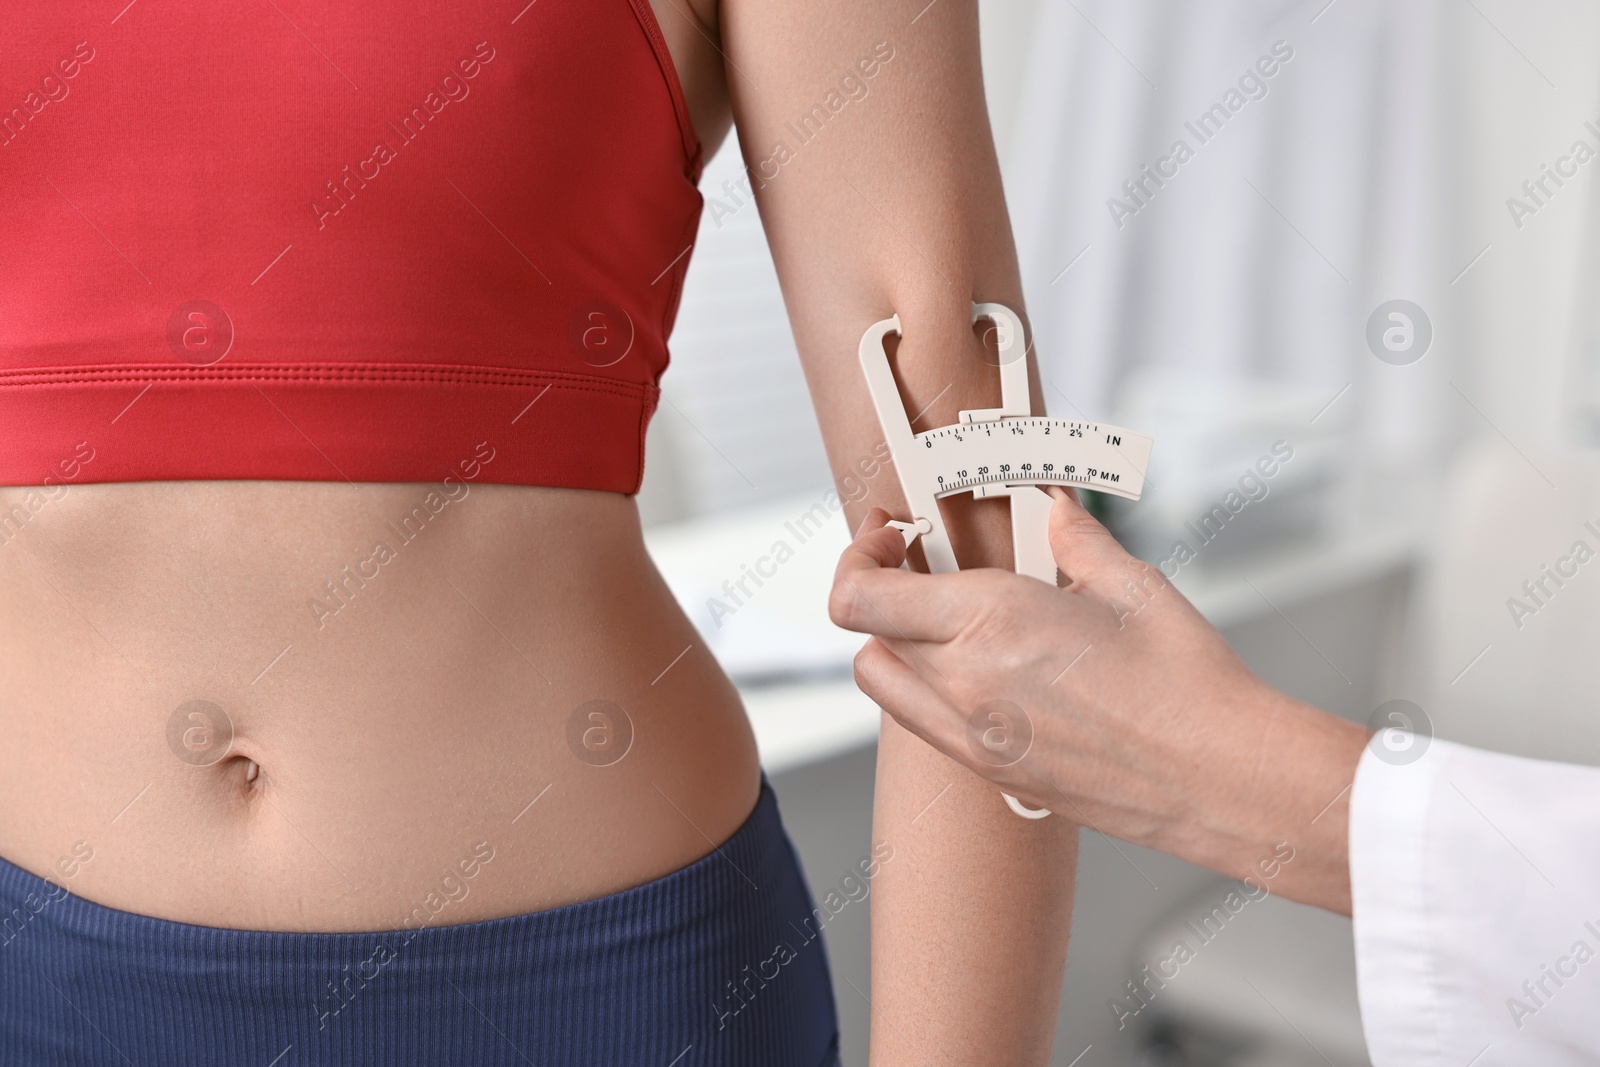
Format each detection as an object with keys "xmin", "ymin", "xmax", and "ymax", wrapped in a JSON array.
[{"xmin": 0, "ymin": 479, "xmax": 763, "ymax": 929}]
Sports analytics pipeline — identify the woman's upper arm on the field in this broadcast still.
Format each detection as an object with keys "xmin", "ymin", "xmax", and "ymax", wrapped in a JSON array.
[{"xmin": 716, "ymin": 0, "xmax": 1033, "ymax": 515}]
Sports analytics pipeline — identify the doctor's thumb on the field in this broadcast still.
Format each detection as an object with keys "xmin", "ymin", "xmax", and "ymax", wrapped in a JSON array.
[{"xmin": 1045, "ymin": 486, "xmax": 1132, "ymax": 591}]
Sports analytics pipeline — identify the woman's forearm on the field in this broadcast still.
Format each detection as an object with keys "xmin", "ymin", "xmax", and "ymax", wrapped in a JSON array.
[
  {"xmin": 849, "ymin": 296, "xmax": 1077, "ymax": 1065},
  {"xmin": 870, "ymin": 713, "xmax": 1076, "ymax": 1064},
  {"xmin": 716, "ymin": 0, "xmax": 1078, "ymax": 1057},
  {"xmin": 863, "ymin": 434, "xmax": 1076, "ymax": 1065}
]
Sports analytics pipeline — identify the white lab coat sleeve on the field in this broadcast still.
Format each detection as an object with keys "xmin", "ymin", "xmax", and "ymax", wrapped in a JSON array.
[{"xmin": 1350, "ymin": 737, "xmax": 1600, "ymax": 1067}]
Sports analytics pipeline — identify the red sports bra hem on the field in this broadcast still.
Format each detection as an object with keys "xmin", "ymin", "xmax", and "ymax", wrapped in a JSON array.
[
  {"xmin": 0, "ymin": 361, "xmax": 651, "ymax": 400},
  {"xmin": 0, "ymin": 361, "xmax": 659, "ymax": 494}
]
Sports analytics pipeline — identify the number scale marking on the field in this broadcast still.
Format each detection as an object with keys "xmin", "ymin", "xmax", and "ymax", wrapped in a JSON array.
[{"xmin": 918, "ymin": 417, "xmax": 1153, "ymax": 500}]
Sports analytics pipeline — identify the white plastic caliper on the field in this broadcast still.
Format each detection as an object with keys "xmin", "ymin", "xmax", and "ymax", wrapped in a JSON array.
[{"xmin": 858, "ymin": 302, "xmax": 1154, "ymax": 819}]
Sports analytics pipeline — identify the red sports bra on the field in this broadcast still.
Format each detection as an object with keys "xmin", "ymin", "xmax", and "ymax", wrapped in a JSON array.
[{"xmin": 0, "ymin": 0, "xmax": 703, "ymax": 492}]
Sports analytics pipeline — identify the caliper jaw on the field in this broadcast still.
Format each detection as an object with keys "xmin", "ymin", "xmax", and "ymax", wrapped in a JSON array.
[{"xmin": 860, "ymin": 304, "xmax": 1059, "ymax": 820}]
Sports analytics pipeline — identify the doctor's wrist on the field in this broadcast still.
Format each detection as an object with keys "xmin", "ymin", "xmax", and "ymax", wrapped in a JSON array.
[{"xmin": 1148, "ymin": 687, "xmax": 1367, "ymax": 916}]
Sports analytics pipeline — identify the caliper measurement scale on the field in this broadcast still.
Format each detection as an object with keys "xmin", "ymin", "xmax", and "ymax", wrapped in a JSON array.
[
  {"xmin": 917, "ymin": 417, "xmax": 1145, "ymax": 492},
  {"xmin": 858, "ymin": 302, "xmax": 1154, "ymax": 819}
]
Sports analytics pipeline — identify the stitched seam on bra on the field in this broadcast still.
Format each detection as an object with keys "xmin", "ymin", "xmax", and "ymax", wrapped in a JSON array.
[
  {"xmin": 0, "ymin": 364, "xmax": 649, "ymax": 398},
  {"xmin": 625, "ymin": 0, "xmax": 703, "ymax": 176},
  {"xmin": 631, "ymin": 381, "xmax": 659, "ymax": 493}
]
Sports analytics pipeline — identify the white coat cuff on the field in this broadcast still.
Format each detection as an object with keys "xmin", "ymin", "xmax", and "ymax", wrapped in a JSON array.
[{"xmin": 1349, "ymin": 735, "xmax": 1452, "ymax": 1066}]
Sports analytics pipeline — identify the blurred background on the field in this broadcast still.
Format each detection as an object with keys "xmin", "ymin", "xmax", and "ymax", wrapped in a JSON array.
[{"xmin": 640, "ymin": 1, "xmax": 1600, "ymax": 1063}]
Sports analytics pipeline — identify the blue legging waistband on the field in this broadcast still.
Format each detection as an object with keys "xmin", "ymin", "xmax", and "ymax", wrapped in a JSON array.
[{"xmin": 0, "ymin": 777, "xmax": 840, "ymax": 1066}]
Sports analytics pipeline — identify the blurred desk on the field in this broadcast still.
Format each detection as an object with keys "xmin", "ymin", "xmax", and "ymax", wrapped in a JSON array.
[{"xmin": 740, "ymin": 679, "xmax": 880, "ymax": 776}]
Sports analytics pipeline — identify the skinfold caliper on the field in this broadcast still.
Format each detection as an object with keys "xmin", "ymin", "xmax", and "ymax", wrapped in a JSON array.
[{"xmin": 858, "ymin": 302, "xmax": 1153, "ymax": 818}]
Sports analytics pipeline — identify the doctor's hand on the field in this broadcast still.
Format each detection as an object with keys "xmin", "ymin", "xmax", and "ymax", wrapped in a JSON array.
[{"xmin": 829, "ymin": 490, "xmax": 1369, "ymax": 915}]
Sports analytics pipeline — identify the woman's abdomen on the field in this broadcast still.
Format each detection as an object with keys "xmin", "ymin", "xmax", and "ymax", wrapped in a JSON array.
[{"xmin": 0, "ymin": 480, "xmax": 759, "ymax": 931}]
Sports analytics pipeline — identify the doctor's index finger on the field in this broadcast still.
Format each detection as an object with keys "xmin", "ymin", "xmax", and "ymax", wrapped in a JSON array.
[
  {"xmin": 829, "ymin": 510, "xmax": 988, "ymax": 642},
  {"xmin": 837, "ymin": 507, "xmax": 908, "ymax": 571}
]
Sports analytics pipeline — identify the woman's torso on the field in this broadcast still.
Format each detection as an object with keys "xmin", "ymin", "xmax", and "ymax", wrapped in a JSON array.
[{"xmin": 0, "ymin": 0, "xmax": 751, "ymax": 931}]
